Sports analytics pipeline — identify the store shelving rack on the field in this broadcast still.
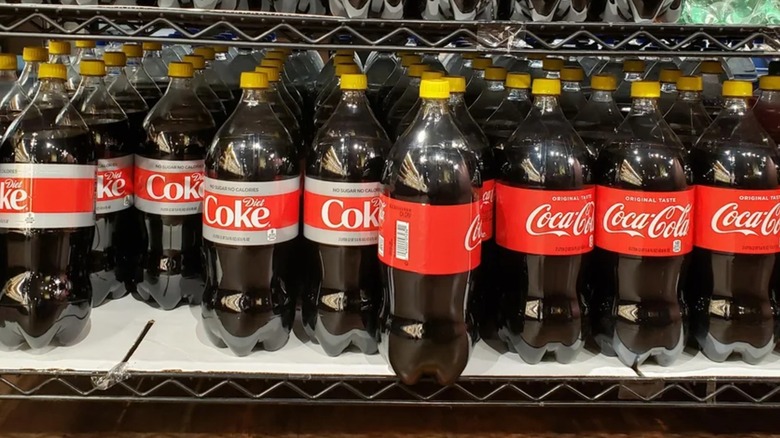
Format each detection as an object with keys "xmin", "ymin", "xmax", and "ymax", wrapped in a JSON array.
[{"xmin": 0, "ymin": 3, "xmax": 777, "ymax": 407}]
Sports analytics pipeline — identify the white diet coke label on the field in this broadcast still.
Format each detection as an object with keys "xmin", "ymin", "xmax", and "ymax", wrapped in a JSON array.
[
  {"xmin": 97, "ymin": 155, "xmax": 133, "ymax": 214},
  {"xmin": 0, "ymin": 163, "xmax": 96, "ymax": 229},
  {"xmin": 202, "ymin": 177, "xmax": 300, "ymax": 246},
  {"xmin": 134, "ymin": 155, "xmax": 204, "ymax": 216},
  {"xmin": 303, "ymin": 176, "xmax": 382, "ymax": 246}
]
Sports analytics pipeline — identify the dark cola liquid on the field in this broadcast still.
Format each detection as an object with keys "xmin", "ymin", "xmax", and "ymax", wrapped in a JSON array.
[
  {"xmin": 302, "ymin": 137, "xmax": 387, "ymax": 356},
  {"xmin": 134, "ymin": 124, "xmax": 215, "ymax": 310},
  {"xmin": 380, "ymin": 143, "xmax": 480, "ymax": 386},
  {"xmin": 88, "ymin": 119, "xmax": 134, "ymax": 307},
  {"xmin": 135, "ymin": 86, "xmax": 162, "ymax": 110},
  {"xmin": 202, "ymin": 132, "xmax": 298, "ymax": 356},
  {"xmin": 0, "ymin": 128, "xmax": 94, "ymax": 348},
  {"xmin": 497, "ymin": 138, "xmax": 594, "ymax": 364},
  {"xmin": 592, "ymin": 140, "xmax": 691, "ymax": 366},
  {"xmin": 120, "ymin": 110, "xmax": 146, "ymax": 295},
  {"xmin": 688, "ymin": 142, "xmax": 780, "ymax": 363}
]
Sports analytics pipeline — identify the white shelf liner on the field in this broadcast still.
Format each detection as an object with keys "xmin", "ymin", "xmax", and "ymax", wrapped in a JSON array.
[
  {"xmin": 0, "ymin": 299, "xmax": 157, "ymax": 373},
  {"xmin": 638, "ymin": 349, "xmax": 780, "ymax": 378}
]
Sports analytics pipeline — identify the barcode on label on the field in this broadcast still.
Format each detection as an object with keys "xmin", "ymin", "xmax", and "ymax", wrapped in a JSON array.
[{"xmin": 395, "ymin": 220, "xmax": 409, "ymax": 261}]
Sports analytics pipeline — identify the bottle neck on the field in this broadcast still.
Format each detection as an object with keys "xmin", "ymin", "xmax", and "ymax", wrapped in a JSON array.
[
  {"xmin": 167, "ymin": 77, "xmax": 194, "ymax": 92},
  {"xmin": 532, "ymin": 94, "xmax": 561, "ymax": 114},
  {"xmin": 758, "ymin": 89, "xmax": 780, "ymax": 104},
  {"xmin": 126, "ymin": 55, "xmax": 142, "ymax": 67},
  {"xmin": 106, "ymin": 66, "xmax": 125, "ymax": 77},
  {"xmin": 506, "ymin": 87, "xmax": 530, "ymax": 101},
  {"xmin": 562, "ymin": 80, "xmax": 581, "ymax": 92},
  {"xmin": 0, "ymin": 70, "xmax": 18, "ymax": 83},
  {"xmin": 624, "ymin": 71, "xmax": 643, "ymax": 81},
  {"xmin": 238, "ymin": 88, "xmax": 272, "ymax": 106},
  {"xmin": 661, "ymin": 82, "xmax": 677, "ymax": 93},
  {"xmin": 76, "ymin": 75, "xmax": 106, "ymax": 92},
  {"xmin": 144, "ymin": 50, "xmax": 162, "ymax": 59},
  {"xmin": 629, "ymin": 97, "xmax": 661, "ymax": 115},
  {"xmin": 544, "ymin": 70, "xmax": 560, "ymax": 79},
  {"xmin": 340, "ymin": 89, "xmax": 366, "ymax": 103},
  {"xmin": 485, "ymin": 80, "xmax": 504, "ymax": 91},
  {"xmin": 679, "ymin": 90, "xmax": 703, "ymax": 102},
  {"xmin": 591, "ymin": 90, "xmax": 614, "ymax": 102},
  {"xmin": 423, "ymin": 96, "xmax": 452, "ymax": 118},
  {"xmin": 49, "ymin": 54, "xmax": 71, "ymax": 66},
  {"xmin": 721, "ymin": 96, "xmax": 750, "ymax": 116},
  {"xmin": 448, "ymin": 92, "xmax": 467, "ymax": 110},
  {"xmin": 34, "ymin": 78, "xmax": 70, "ymax": 104},
  {"xmin": 473, "ymin": 69, "xmax": 486, "ymax": 79}
]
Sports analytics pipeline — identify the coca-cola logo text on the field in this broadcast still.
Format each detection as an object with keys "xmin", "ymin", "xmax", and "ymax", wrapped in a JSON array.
[
  {"xmin": 321, "ymin": 197, "xmax": 380, "ymax": 230},
  {"xmin": 464, "ymin": 214, "xmax": 482, "ymax": 251},
  {"xmin": 0, "ymin": 179, "xmax": 27, "ymax": 211},
  {"xmin": 710, "ymin": 202, "xmax": 780, "ymax": 236},
  {"xmin": 602, "ymin": 203, "xmax": 692, "ymax": 239},
  {"xmin": 526, "ymin": 202, "xmax": 594, "ymax": 237},
  {"xmin": 204, "ymin": 195, "xmax": 271, "ymax": 229},
  {"xmin": 147, "ymin": 172, "xmax": 203, "ymax": 201}
]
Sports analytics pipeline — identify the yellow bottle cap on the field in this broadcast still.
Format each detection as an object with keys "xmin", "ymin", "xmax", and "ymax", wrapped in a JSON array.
[
  {"xmin": 631, "ymin": 81, "xmax": 660, "ymax": 98},
  {"xmin": 142, "ymin": 42, "xmax": 162, "ymax": 51},
  {"xmin": 463, "ymin": 53, "xmax": 478, "ymax": 60},
  {"xmin": 528, "ymin": 54, "xmax": 545, "ymax": 61},
  {"xmin": 759, "ymin": 75, "xmax": 780, "ymax": 91},
  {"xmin": 333, "ymin": 55, "xmax": 355, "ymax": 65},
  {"xmin": 48, "ymin": 41, "xmax": 71, "ymax": 56},
  {"xmin": 532, "ymin": 78, "xmax": 561, "ymax": 95},
  {"xmin": 676, "ymin": 75, "xmax": 703, "ymax": 92},
  {"xmin": 407, "ymin": 63, "xmax": 429, "ymax": 78},
  {"xmin": 213, "ymin": 45, "xmax": 228, "ymax": 53},
  {"xmin": 659, "ymin": 68, "xmax": 682, "ymax": 84},
  {"xmin": 542, "ymin": 58, "xmax": 564, "ymax": 72},
  {"xmin": 485, "ymin": 66, "xmax": 507, "ymax": 81},
  {"xmin": 122, "ymin": 44, "xmax": 143, "ymax": 58},
  {"xmin": 193, "ymin": 46, "xmax": 216, "ymax": 61},
  {"xmin": 560, "ymin": 66, "xmax": 584, "ymax": 82},
  {"xmin": 722, "ymin": 80, "xmax": 753, "ymax": 97},
  {"xmin": 419, "ymin": 78, "xmax": 449, "ymax": 99},
  {"xmin": 168, "ymin": 61, "xmax": 193, "ymax": 78},
  {"xmin": 182, "ymin": 54, "xmax": 205, "ymax": 70},
  {"xmin": 336, "ymin": 49, "xmax": 353, "ymax": 56},
  {"xmin": 260, "ymin": 58, "xmax": 284, "ymax": 71},
  {"xmin": 103, "ymin": 51, "xmax": 127, "ymax": 67},
  {"xmin": 340, "ymin": 73, "xmax": 368, "ymax": 91},
  {"xmin": 79, "ymin": 59, "xmax": 105, "ymax": 77},
  {"xmin": 401, "ymin": 54, "xmax": 422, "ymax": 67},
  {"xmin": 0, "ymin": 54, "xmax": 17, "ymax": 71},
  {"xmin": 240, "ymin": 71, "xmax": 269, "ymax": 89},
  {"xmin": 471, "ymin": 57, "xmax": 492, "ymax": 70},
  {"xmin": 421, "ymin": 71, "xmax": 444, "ymax": 80},
  {"xmin": 75, "ymin": 40, "xmax": 95, "ymax": 49},
  {"xmin": 445, "ymin": 76, "xmax": 466, "ymax": 93},
  {"xmin": 700, "ymin": 60, "xmax": 723, "ymax": 74},
  {"xmin": 591, "ymin": 74, "xmax": 617, "ymax": 91},
  {"xmin": 623, "ymin": 59, "xmax": 646, "ymax": 73},
  {"xmin": 38, "ymin": 63, "xmax": 67, "ymax": 80},
  {"xmin": 22, "ymin": 47, "xmax": 47, "ymax": 63},
  {"xmin": 264, "ymin": 51, "xmax": 286, "ymax": 60},
  {"xmin": 334, "ymin": 63, "xmax": 360, "ymax": 77},
  {"xmin": 255, "ymin": 66, "xmax": 280, "ymax": 82},
  {"xmin": 505, "ymin": 72, "xmax": 531, "ymax": 89}
]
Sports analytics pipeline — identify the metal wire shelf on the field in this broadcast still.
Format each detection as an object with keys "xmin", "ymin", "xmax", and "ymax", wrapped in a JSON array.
[
  {"xmin": 2, "ymin": 371, "xmax": 780, "ymax": 407},
  {"xmin": 0, "ymin": 4, "xmax": 777, "ymax": 56}
]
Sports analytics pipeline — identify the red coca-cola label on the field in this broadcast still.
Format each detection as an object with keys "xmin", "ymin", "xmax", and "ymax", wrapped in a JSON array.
[
  {"xmin": 97, "ymin": 155, "xmax": 133, "ymax": 214},
  {"xmin": 303, "ymin": 176, "xmax": 381, "ymax": 246},
  {"xmin": 495, "ymin": 183, "xmax": 595, "ymax": 255},
  {"xmin": 480, "ymin": 179, "xmax": 495, "ymax": 240},
  {"xmin": 377, "ymin": 194, "xmax": 481, "ymax": 275},
  {"xmin": 0, "ymin": 163, "xmax": 96, "ymax": 229},
  {"xmin": 203, "ymin": 176, "xmax": 300, "ymax": 246},
  {"xmin": 695, "ymin": 185, "xmax": 780, "ymax": 254},
  {"xmin": 595, "ymin": 186, "xmax": 694, "ymax": 257}
]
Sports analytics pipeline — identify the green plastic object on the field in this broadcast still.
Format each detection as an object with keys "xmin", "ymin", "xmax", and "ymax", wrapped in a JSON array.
[{"xmin": 682, "ymin": 0, "xmax": 780, "ymax": 24}]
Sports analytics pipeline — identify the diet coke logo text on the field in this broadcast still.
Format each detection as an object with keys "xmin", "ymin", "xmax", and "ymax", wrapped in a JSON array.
[
  {"xmin": 146, "ymin": 172, "xmax": 203, "ymax": 202},
  {"xmin": 303, "ymin": 178, "xmax": 383, "ymax": 247},
  {"xmin": 0, "ymin": 179, "xmax": 28, "ymax": 211},
  {"xmin": 204, "ymin": 196, "xmax": 272, "ymax": 229},
  {"xmin": 321, "ymin": 197, "xmax": 380, "ymax": 230}
]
